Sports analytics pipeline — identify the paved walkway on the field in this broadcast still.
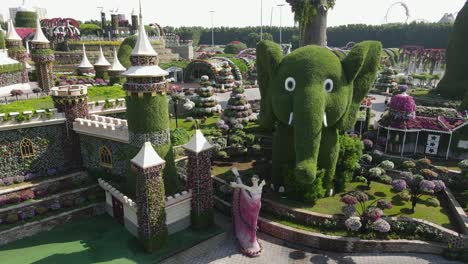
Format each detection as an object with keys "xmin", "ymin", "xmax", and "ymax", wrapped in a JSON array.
[{"xmin": 162, "ymin": 213, "xmax": 461, "ymax": 264}]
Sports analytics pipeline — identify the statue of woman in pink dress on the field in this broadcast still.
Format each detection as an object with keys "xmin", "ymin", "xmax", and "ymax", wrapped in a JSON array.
[{"xmin": 230, "ymin": 167, "xmax": 265, "ymax": 257}]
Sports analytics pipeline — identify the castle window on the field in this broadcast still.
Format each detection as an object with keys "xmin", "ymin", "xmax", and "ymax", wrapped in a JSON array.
[
  {"xmin": 99, "ymin": 146, "xmax": 113, "ymax": 168},
  {"xmin": 20, "ymin": 139, "xmax": 35, "ymax": 158}
]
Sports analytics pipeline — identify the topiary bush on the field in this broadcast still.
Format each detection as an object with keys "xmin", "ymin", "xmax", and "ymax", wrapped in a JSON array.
[
  {"xmin": 224, "ymin": 41, "xmax": 247, "ymax": 54},
  {"xmin": 0, "ymin": 30, "xmax": 5, "ymax": 49},
  {"xmin": 6, "ymin": 213, "xmax": 19, "ymax": 224},
  {"xmin": 118, "ymin": 35, "xmax": 137, "ymax": 68},
  {"xmin": 334, "ymin": 135, "xmax": 363, "ymax": 193},
  {"xmin": 285, "ymin": 169, "xmax": 326, "ymax": 204},
  {"xmin": 170, "ymin": 128, "xmax": 191, "ymax": 146},
  {"xmin": 426, "ymin": 197, "xmax": 440, "ymax": 207},
  {"xmin": 15, "ymin": 11, "xmax": 37, "ymax": 28}
]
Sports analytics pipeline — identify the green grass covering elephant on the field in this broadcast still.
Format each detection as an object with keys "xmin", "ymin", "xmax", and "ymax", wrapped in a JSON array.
[
  {"xmin": 257, "ymin": 40, "xmax": 382, "ymax": 202},
  {"xmin": 436, "ymin": 1, "xmax": 468, "ymax": 111}
]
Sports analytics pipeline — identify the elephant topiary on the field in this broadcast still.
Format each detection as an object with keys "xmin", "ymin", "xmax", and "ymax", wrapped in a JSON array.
[{"xmin": 257, "ymin": 40, "xmax": 382, "ymax": 202}]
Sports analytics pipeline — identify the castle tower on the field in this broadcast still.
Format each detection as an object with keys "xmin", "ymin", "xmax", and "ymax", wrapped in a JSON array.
[
  {"xmin": 94, "ymin": 46, "xmax": 110, "ymax": 79},
  {"xmin": 131, "ymin": 142, "xmax": 168, "ymax": 252},
  {"xmin": 183, "ymin": 130, "xmax": 215, "ymax": 229},
  {"xmin": 131, "ymin": 14, "xmax": 139, "ymax": 35},
  {"xmin": 108, "ymin": 48, "xmax": 126, "ymax": 85},
  {"xmin": 51, "ymin": 85, "xmax": 89, "ymax": 170},
  {"xmin": 122, "ymin": 6, "xmax": 179, "ymax": 195},
  {"xmin": 77, "ymin": 44, "xmax": 94, "ymax": 75},
  {"xmin": 31, "ymin": 16, "xmax": 54, "ymax": 92},
  {"xmin": 5, "ymin": 20, "xmax": 29, "ymax": 84}
]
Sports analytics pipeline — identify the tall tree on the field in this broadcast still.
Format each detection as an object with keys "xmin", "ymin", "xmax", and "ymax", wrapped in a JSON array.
[{"xmin": 286, "ymin": 0, "xmax": 335, "ymax": 47}]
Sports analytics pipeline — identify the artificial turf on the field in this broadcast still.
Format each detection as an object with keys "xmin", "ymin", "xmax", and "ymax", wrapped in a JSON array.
[{"xmin": 0, "ymin": 214, "xmax": 223, "ymax": 264}]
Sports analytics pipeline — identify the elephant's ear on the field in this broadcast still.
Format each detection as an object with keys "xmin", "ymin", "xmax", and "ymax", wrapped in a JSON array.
[
  {"xmin": 339, "ymin": 41, "xmax": 382, "ymax": 131},
  {"xmin": 257, "ymin": 41, "xmax": 283, "ymax": 131}
]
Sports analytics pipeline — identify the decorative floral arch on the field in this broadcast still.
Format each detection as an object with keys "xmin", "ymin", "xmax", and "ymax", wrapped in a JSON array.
[{"xmin": 184, "ymin": 58, "xmax": 243, "ymax": 83}]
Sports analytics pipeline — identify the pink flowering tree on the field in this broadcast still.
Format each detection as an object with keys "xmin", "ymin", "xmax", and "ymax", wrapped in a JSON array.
[
  {"xmin": 341, "ymin": 191, "xmax": 392, "ymax": 233},
  {"xmin": 392, "ymin": 173, "xmax": 445, "ymax": 213}
]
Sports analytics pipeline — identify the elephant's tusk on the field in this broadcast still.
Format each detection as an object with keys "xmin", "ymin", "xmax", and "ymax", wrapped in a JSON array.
[
  {"xmin": 288, "ymin": 112, "xmax": 294, "ymax": 126},
  {"xmin": 323, "ymin": 112, "xmax": 328, "ymax": 128}
]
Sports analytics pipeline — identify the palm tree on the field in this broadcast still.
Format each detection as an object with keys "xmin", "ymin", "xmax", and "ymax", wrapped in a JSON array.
[{"xmin": 286, "ymin": 0, "xmax": 336, "ymax": 47}]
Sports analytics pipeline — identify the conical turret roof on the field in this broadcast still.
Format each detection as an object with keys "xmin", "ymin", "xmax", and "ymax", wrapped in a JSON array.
[
  {"xmin": 94, "ymin": 46, "xmax": 111, "ymax": 66},
  {"xmin": 131, "ymin": 16, "xmax": 157, "ymax": 56},
  {"xmin": 31, "ymin": 16, "xmax": 49, "ymax": 44},
  {"xmin": 183, "ymin": 130, "xmax": 214, "ymax": 153},
  {"xmin": 122, "ymin": 5, "xmax": 168, "ymax": 78},
  {"xmin": 108, "ymin": 48, "xmax": 126, "ymax": 72},
  {"xmin": 78, "ymin": 44, "xmax": 93, "ymax": 69},
  {"xmin": 6, "ymin": 20, "xmax": 22, "ymax": 41},
  {"xmin": 131, "ymin": 142, "xmax": 165, "ymax": 169}
]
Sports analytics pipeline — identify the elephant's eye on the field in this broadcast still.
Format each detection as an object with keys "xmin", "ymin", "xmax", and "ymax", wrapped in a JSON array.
[
  {"xmin": 324, "ymin": 79, "xmax": 334, "ymax": 93},
  {"xmin": 284, "ymin": 77, "xmax": 296, "ymax": 92}
]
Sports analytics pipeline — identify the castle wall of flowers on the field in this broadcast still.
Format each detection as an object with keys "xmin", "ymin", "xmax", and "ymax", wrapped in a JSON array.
[
  {"xmin": 79, "ymin": 135, "xmax": 130, "ymax": 177},
  {"xmin": 0, "ymin": 125, "xmax": 68, "ymax": 182}
]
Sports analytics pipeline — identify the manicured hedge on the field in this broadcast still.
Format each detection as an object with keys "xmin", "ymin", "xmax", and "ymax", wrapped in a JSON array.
[
  {"xmin": 0, "ymin": 63, "xmax": 24, "ymax": 74},
  {"xmin": 15, "ymin": 11, "xmax": 37, "ymax": 28},
  {"xmin": 0, "ymin": 30, "xmax": 5, "ymax": 49}
]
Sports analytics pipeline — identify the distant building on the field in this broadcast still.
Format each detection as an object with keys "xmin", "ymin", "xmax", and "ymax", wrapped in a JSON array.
[{"xmin": 438, "ymin": 13, "xmax": 456, "ymax": 24}]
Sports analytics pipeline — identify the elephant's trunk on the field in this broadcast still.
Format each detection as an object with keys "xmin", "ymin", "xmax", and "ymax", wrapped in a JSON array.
[{"xmin": 293, "ymin": 90, "xmax": 325, "ymax": 184}]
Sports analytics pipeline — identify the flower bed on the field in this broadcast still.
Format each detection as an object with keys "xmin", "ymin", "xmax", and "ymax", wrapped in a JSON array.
[
  {"xmin": 0, "ymin": 184, "xmax": 102, "ymax": 231},
  {"xmin": 0, "ymin": 172, "xmax": 90, "ymax": 208}
]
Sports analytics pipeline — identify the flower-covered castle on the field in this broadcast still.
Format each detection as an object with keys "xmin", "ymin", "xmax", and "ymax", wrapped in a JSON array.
[{"xmin": 0, "ymin": 8, "xmax": 216, "ymax": 253}]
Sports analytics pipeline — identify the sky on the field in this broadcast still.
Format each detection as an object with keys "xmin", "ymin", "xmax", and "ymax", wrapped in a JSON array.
[{"xmin": 0, "ymin": 0, "xmax": 465, "ymax": 28}]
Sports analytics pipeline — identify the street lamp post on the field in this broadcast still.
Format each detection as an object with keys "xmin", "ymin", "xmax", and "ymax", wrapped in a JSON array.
[
  {"xmin": 260, "ymin": 0, "xmax": 263, "ymax": 41},
  {"xmin": 277, "ymin": 4, "xmax": 285, "ymax": 46},
  {"xmin": 209, "ymin": 11, "xmax": 215, "ymax": 47}
]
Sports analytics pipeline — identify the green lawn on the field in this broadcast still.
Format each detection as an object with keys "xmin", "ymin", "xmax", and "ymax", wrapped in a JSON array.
[
  {"xmin": 0, "ymin": 86, "xmax": 125, "ymax": 113},
  {"xmin": 169, "ymin": 115, "xmax": 220, "ymax": 136},
  {"xmin": 270, "ymin": 182, "xmax": 453, "ymax": 229},
  {"xmin": 0, "ymin": 214, "xmax": 223, "ymax": 264}
]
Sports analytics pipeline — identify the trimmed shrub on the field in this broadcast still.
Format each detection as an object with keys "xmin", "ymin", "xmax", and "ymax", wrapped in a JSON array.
[
  {"xmin": 216, "ymin": 151, "xmax": 229, "ymax": 159},
  {"xmin": 379, "ymin": 160, "xmax": 395, "ymax": 170},
  {"xmin": 398, "ymin": 192, "xmax": 411, "ymax": 201},
  {"xmin": 402, "ymin": 160, "xmax": 417, "ymax": 169},
  {"xmin": 417, "ymin": 158, "xmax": 432, "ymax": 167},
  {"xmin": 459, "ymin": 160, "xmax": 468, "ymax": 172},
  {"xmin": 427, "ymin": 197, "xmax": 440, "ymax": 207},
  {"xmin": 420, "ymin": 169, "xmax": 438, "ymax": 179},
  {"xmin": 335, "ymin": 135, "xmax": 364, "ymax": 193},
  {"xmin": 170, "ymin": 128, "xmax": 191, "ymax": 146},
  {"xmin": 35, "ymin": 206, "xmax": 48, "ymax": 215},
  {"xmin": 15, "ymin": 11, "xmax": 37, "ymax": 28},
  {"xmin": 118, "ymin": 35, "xmax": 137, "ymax": 68},
  {"xmin": 224, "ymin": 41, "xmax": 247, "ymax": 54},
  {"xmin": 378, "ymin": 175, "xmax": 393, "ymax": 184},
  {"xmin": 6, "ymin": 213, "xmax": 19, "ymax": 224},
  {"xmin": 355, "ymin": 175, "xmax": 367, "ymax": 183},
  {"xmin": 0, "ymin": 30, "xmax": 5, "ymax": 49},
  {"xmin": 285, "ymin": 169, "xmax": 326, "ymax": 203}
]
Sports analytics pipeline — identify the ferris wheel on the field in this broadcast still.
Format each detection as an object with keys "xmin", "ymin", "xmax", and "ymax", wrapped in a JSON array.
[{"xmin": 384, "ymin": 2, "xmax": 411, "ymax": 23}]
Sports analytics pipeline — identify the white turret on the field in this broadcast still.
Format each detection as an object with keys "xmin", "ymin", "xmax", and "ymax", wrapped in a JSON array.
[
  {"xmin": 108, "ymin": 48, "xmax": 126, "ymax": 72},
  {"xmin": 78, "ymin": 44, "xmax": 93, "ymax": 69},
  {"xmin": 6, "ymin": 20, "xmax": 22, "ymax": 41},
  {"xmin": 122, "ymin": 3, "xmax": 167, "ymax": 78},
  {"xmin": 31, "ymin": 15, "xmax": 49, "ymax": 44},
  {"xmin": 94, "ymin": 46, "xmax": 111, "ymax": 67}
]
